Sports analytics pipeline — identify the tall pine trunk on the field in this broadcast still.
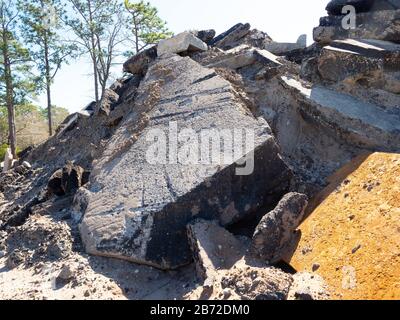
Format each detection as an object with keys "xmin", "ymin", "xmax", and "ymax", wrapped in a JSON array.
[
  {"xmin": 1, "ymin": 22, "xmax": 17, "ymax": 158},
  {"xmin": 44, "ymin": 30, "xmax": 53, "ymax": 136},
  {"xmin": 87, "ymin": 0, "xmax": 99, "ymax": 104}
]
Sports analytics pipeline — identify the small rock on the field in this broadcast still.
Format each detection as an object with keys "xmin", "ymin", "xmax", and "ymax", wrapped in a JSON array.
[
  {"xmin": 294, "ymin": 288, "xmax": 314, "ymax": 300},
  {"xmin": 203, "ymin": 277, "xmax": 214, "ymax": 289},
  {"xmin": 22, "ymin": 161, "xmax": 32, "ymax": 169},
  {"xmin": 57, "ymin": 264, "xmax": 75, "ymax": 281},
  {"xmin": 6, "ymin": 250, "xmax": 25, "ymax": 269},
  {"xmin": 0, "ymin": 250, "xmax": 6, "ymax": 258},
  {"xmin": 223, "ymin": 288, "xmax": 232, "ymax": 299},
  {"xmin": 312, "ymin": 263, "xmax": 320, "ymax": 272},
  {"xmin": 250, "ymin": 193, "xmax": 309, "ymax": 264},
  {"xmin": 352, "ymin": 245, "xmax": 362, "ymax": 254},
  {"xmin": 192, "ymin": 29, "xmax": 216, "ymax": 45},
  {"xmin": 123, "ymin": 46, "xmax": 158, "ymax": 76}
]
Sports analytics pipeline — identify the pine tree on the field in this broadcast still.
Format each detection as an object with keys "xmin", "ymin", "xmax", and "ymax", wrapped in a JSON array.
[
  {"xmin": 67, "ymin": 0, "xmax": 126, "ymax": 104},
  {"xmin": 124, "ymin": 0, "xmax": 172, "ymax": 55},
  {"xmin": 0, "ymin": 0, "xmax": 36, "ymax": 157},
  {"xmin": 18, "ymin": 0, "xmax": 76, "ymax": 136}
]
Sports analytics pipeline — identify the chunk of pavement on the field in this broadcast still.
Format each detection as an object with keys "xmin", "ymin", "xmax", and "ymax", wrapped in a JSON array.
[
  {"xmin": 206, "ymin": 46, "xmax": 282, "ymax": 70},
  {"xmin": 80, "ymin": 54, "xmax": 292, "ymax": 270},
  {"xmin": 250, "ymin": 193, "xmax": 308, "ymax": 264},
  {"xmin": 287, "ymin": 272, "xmax": 330, "ymax": 300},
  {"xmin": 2, "ymin": 148, "xmax": 13, "ymax": 173},
  {"xmin": 192, "ymin": 29, "xmax": 216, "ymax": 45},
  {"xmin": 211, "ymin": 23, "xmax": 251, "ymax": 50},
  {"xmin": 281, "ymin": 76, "xmax": 400, "ymax": 151},
  {"xmin": 22, "ymin": 161, "xmax": 31, "ymax": 169},
  {"xmin": 48, "ymin": 163, "xmax": 87, "ymax": 196},
  {"xmin": 123, "ymin": 46, "xmax": 158, "ymax": 76},
  {"xmin": 48, "ymin": 169, "xmax": 64, "ymax": 196},
  {"xmin": 157, "ymin": 32, "xmax": 208, "ymax": 56},
  {"xmin": 56, "ymin": 264, "xmax": 75, "ymax": 283},
  {"xmin": 318, "ymin": 39, "xmax": 400, "ymax": 84},
  {"xmin": 264, "ymin": 36, "xmax": 307, "ymax": 56},
  {"xmin": 6, "ymin": 249, "xmax": 25, "ymax": 269},
  {"xmin": 327, "ymin": 38, "xmax": 400, "ymax": 60},
  {"xmin": 313, "ymin": 9, "xmax": 400, "ymax": 44},
  {"xmin": 187, "ymin": 219, "xmax": 247, "ymax": 281},
  {"xmin": 56, "ymin": 111, "xmax": 91, "ymax": 139},
  {"xmin": 62, "ymin": 162, "xmax": 85, "ymax": 195},
  {"xmin": 300, "ymin": 57, "xmax": 320, "ymax": 82},
  {"xmin": 297, "ymin": 34, "xmax": 307, "ymax": 47},
  {"xmin": 96, "ymin": 89, "xmax": 119, "ymax": 116},
  {"xmin": 219, "ymin": 259, "xmax": 293, "ymax": 300}
]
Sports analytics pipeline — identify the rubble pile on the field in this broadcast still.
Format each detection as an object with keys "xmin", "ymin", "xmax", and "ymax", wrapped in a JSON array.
[{"xmin": 0, "ymin": 0, "xmax": 399, "ymax": 300}]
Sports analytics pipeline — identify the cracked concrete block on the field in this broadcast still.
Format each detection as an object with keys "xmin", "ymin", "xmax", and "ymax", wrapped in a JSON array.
[
  {"xmin": 79, "ymin": 53, "xmax": 291, "ymax": 270},
  {"xmin": 187, "ymin": 219, "xmax": 247, "ymax": 281},
  {"xmin": 157, "ymin": 32, "xmax": 208, "ymax": 56}
]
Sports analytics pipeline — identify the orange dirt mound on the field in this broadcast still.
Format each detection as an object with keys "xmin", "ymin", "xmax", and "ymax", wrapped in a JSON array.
[{"xmin": 290, "ymin": 152, "xmax": 400, "ymax": 300}]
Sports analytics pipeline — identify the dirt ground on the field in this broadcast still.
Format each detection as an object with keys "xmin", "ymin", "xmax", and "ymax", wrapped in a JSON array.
[
  {"xmin": 290, "ymin": 152, "xmax": 400, "ymax": 300},
  {"xmin": 0, "ymin": 213, "xmax": 199, "ymax": 300}
]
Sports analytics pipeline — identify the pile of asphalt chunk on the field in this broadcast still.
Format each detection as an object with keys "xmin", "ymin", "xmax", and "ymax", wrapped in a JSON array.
[{"xmin": 79, "ymin": 52, "xmax": 292, "ymax": 270}]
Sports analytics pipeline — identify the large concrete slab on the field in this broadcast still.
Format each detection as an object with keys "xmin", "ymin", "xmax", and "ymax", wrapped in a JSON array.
[
  {"xmin": 79, "ymin": 54, "xmax": 292, "ymax": 270},
  {"xmin": 327, "ymin": 39, "xmax": 400, "ymax": 60},
  {"xmin": 281, "ymin": 76, "xmax": 400, "ymax": 151}
]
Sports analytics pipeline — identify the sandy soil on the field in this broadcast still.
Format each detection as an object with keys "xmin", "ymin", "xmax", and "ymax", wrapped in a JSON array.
[
  {"xmin": 290, "ymin": 152, "xmax": 400, "ymax": 300},
  {"xmin": 0, "ymin": 213, "xmax": 199, "ymax": 300}
]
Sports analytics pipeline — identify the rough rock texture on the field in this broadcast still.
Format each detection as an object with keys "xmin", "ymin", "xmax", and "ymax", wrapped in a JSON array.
[
  {"xmin": 250, "ymin": 193, "xmax": 308, "ymax": 264},
  {"xmin": 287, "ymin": 272, "xmax": 330, "ymax": 300},
  {"xmin": 185, "ymin": 218, "xmax": 330, "ymax": 301},
  {"xmin": 192, "ymin": 29, "xmax": 216, "ymax": 45},
  {"xmin": 187, "ymin": 219, "xmax": 247, "ymax": 281},
  {"xmin": 314, "ymin": 9, "xmax": 400, "ymax": 44},
  {"xmin": 318, "ymin": 40, "xmax": 400, "ymax": 93},
  {"xmin": 2, "ymin": 148, "xmax": 13, "ymax": 173},
  {"xmin": 187, "ymin": 258, "xmax": 294, "ymax": 300},
  {"xmin": 1, "ymin": 13, "xmax": 399, "ymax": 299},
  {"xmin": 48, "ymin": 170, "xmax": 64, "ymax": 197},
  {"xmin": 290, "ymin": 152, "xmax": 400, "ymax": 300},
  {"xmin": 123, "ymin": 46, "xmax": 158, "ymax": 76},
  {"xmin": 48, "ymin": 163, "xmax": 89, "ymax": 197},
  {"xmin": 96, "ymin": 89, "xmax": 120, "ymax": 116},
  {"xmin": 211, "ymin": 24, "xmax": 273, "ymax": 51},
  {"xmin": 211, "ymin": 23, "xmax": 251, "ymax": 50},
  {"xmin": 157, "ymin": 32, "xmax": 208, "ymax": 56},
  {"xmin": 281, "ymin": 76, "xmax": 400, "ymax": 151},
  {"xmin": 203, "ymin": 45, "xmax": 282, "ymax": 71},
  {"xmin": 79, "ymin": 53, "xmax": 292, "ymax": 270},
  {"xmin": 264, "ymin": 35, "xmax": 307, "ymax": 56}
]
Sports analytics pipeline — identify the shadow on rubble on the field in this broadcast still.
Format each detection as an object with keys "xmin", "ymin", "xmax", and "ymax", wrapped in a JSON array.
[
  {"xmin": 3, "ymin": 195, "xmax": 82, "ymax": 270},
  {"xmin": 281, "ymin": 152, "xmax": 373, "ymax": 265},
  {"xmin": 303, "ymin": 152, "xmax": 372, "ymax": 218},
  {"xmin": 85, "ymin": 256, "xmax": 198, "ymax": 300}
]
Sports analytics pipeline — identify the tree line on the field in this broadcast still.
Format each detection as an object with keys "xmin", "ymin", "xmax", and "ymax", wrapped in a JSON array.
[{"xmin": 0, "ymin": 0, "xmax": 172, "ymax": 158}]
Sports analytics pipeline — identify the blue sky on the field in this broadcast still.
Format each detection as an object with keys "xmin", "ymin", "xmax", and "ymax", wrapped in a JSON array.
[{"xmin": 38, "ymin": 0, "xmax": 327, "ymax": 113}]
